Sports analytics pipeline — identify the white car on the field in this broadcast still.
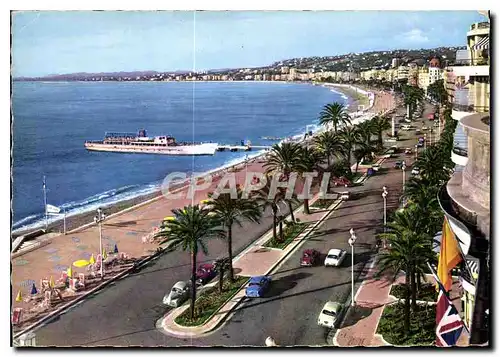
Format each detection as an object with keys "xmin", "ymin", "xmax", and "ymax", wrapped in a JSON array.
[
  {"xmin": 318, "ymin": 301, "xmax": 343, "ymax": 328},
  {"xmin": 324, "ymin": 248, "xmax": 347, "ymax": 267},
  {"xmin": 340, "ymin": 191, "xmax": 350, "ymax": 201},
  {"xmin": 163, "ymin": 281, "xmax": 191, "ymax": 307},
  {"xmin": 411, "ymin": 167, "xmax": 420, "ymax": 175}
]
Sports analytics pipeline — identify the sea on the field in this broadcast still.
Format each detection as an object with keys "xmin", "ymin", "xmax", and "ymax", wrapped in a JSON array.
[{"xmin": 11, "ymin": 81, "xmax": 349, "ymax": 232}]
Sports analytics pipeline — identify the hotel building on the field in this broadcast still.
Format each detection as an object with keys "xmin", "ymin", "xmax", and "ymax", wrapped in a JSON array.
[{"xmin": 438, "ymin": 16, "xmax": 489, "ymax": 345}]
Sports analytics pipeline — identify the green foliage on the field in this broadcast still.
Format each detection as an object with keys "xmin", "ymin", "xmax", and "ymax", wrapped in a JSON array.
[
  {"xmin": 311, "ymin": 199, "xmax": 336, "ymax": 209},
  {"xmin": 264, "ymin": 222, "xmax": 310, "ymax": 250},
  {"xmin": 377, "ymin": 303, "xmax": 436, "ymax": 346},
  {"xmin": 390, "ymin": 283, "xmax": 438, "ymax": 302},
  {"xmin": 174, "ymin": 276, "xmax": 249, "ymax": 327},
  {"xmin": 318, "ymin": 102, "xmax": 352, "ymax": 133}
]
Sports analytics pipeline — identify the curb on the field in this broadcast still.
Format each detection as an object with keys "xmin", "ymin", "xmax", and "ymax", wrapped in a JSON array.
[
  {"xmin": 12, "ymin": 247, "xmax": 166, "ymax": 340},
  {"xmin": 158, "ymin": 198, "xmax": 343, "ymax": 337}
]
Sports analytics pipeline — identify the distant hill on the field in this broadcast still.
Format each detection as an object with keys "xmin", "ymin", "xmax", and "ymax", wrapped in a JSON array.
[{"xmin": 13, "ymin": 70, "xmax": 192, "ymax": 81}]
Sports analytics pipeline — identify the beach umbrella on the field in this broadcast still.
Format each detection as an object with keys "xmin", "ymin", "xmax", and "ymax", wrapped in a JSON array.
[
  {"xmin": 67, "ymin": 266, "xmax": 73, "ymax": 278},
  {"xmin": 200, "ymin": 199, "xmax": 211, "ymax": 204},
  {"xmin": 114, "ymin": 244, "xmax": 119, "ymax": 254},
  {"xmin": 103, "ymin": 250, "xmax": 108, "ymax": 261},
  {"xmin": 49, "ymin": 276, "xmax": 55, "ymax": 288},
  {"xmin": 164, "ymin": 216, "xmax": 175, "ymax": 221},
  {"xmin": 15, "ymin": 291, "xmax": 23, "ymax": 302},
  {"xmin": 30, "ymin": 283, "xmax": 38, "ymax": 295},
  {"xmin": 73, "ymin": 260, "xmax": 90, "ymax": 268},
  {"xmin": 89, "ymin": 254, "xmax": 95, "ymax": 264}
]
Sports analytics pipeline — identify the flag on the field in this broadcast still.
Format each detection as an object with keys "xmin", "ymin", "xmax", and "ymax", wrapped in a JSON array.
[
  {"xmin": 49, "ymin": 276, "xmax": 55, "ymax": 288},
  {"xmin": 114, "ymin": 244, "xmax": 119, "ymax": 254},
  {"xmin": 46, "ymin": 204, "xmax": 61, "ymax": 215},
  {"xmin": 437, "ymin": 217, "xmax": 462, "ymax": 292},
  {"xmin": 436, "ymin": 288, "xmax": 465, "ymax": 347},
  {"xmin": 67, "ymin": 266, "xmax": 73, "ymax": 278}
]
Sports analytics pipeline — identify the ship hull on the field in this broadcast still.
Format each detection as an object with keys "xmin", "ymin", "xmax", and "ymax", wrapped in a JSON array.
[{"xmin": 84, "ymin": 142, "xmax": 218, "ymax": 156}]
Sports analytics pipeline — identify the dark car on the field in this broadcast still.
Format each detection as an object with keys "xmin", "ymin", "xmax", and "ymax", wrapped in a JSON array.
[
  {"xmin": 300, "ymin": 249, "xmax": 320, "ymax": 267},
  {"xmin": 196, "ymin": 263, "xmax": 217, "ymax": 285},
  {"xmin": 394, "ymin": 161, "xmax": 403, "ymax": 169},
  {"xmin": 332, "ymin": 176, "xmax": 352, "ymax": 187},
  {"xmin": 417, "ymin": 142, "xmax": 424, "ymax": 148}
]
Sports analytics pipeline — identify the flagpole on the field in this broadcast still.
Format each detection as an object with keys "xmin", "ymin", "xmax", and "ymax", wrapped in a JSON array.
[
  {"xmin": 63, "ymin": 208, "xmax": 67, "ymax": 235},
  {"xmin": 43, "ymin": 176, "xmax": 48, "ymax": 231}
]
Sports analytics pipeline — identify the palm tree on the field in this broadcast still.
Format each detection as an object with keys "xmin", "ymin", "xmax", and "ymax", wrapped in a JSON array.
[
  {"xmin": 357, "ymin": 120, "xmax": 374, "ymax": 147},
  {"xmin": 263, "ymin": 142, "xmax": 304, "ymax": 222},
  {"xmin": 297, "ymin": 146, "xmax": 322, "ymax": 214},
  {"xmin": 255, "ymin": 177, "xmax": 290, "ymax": 243},
  {"xmin": 353, "ymin": 144, "xmax": 372, "ymax": 173},
  {"xmin": 371, "ymin": 115, "xmax": 391, "ymax": 150},
  {"xmin": 155, "ymin": 205, "xmax": 223, "ymax": 319},
  {"xmin": 415, "ymin": 146, "xmax": 451, "ymax": 185},
  {"xmin": 338, "ymin": 126, "xmax": 362, "ymax": 173},
  {"xmin": 207, "ymin": 190, "xmax": 262, "ymax": 282},
  {"xmin": 314, "ymin": 131, "xmax": 344, "ymax": 168},
  {"xmin": 318, "ymin": 102, "xmax": 352, "ymax": 133},
  {"xmin": 213, "ymin": 257, "xmax": 231, "ymax": 293},
  {"xmin": 376, "ymin": 207, "xmax": 435, "ymax": 333}
]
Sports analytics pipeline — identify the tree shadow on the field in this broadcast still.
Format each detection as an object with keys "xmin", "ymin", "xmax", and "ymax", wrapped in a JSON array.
[
  {"xmin": 262, "ymin": 272, "xmax": 312, "ymax": 298},
  {"xmin": 339, "ymin": 303, "xmax": 385, "ymax": 329}
]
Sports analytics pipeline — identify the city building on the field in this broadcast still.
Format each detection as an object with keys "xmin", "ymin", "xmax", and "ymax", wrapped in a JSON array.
[
  {"xmin": 397, "ymin": 65, "xmax": 409, "ymax": 80},
  {"xmin": 418, "ymin": 67, "xmax": 430, "ymax": 93},
  {"xmin": 439, "ymin": 15, "xmax": 490, "ymax": 345},
  {"xmin": 429, "ymin": 57, "xmax": 443, "ymax": 85},
  {"xmin": 391, "ymin": 57, "xmax": 401, "ymax": 68}
]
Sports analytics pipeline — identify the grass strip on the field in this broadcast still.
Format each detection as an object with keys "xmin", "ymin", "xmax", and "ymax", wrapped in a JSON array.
[
  {"xmin": 311, "ymin": 199, "xmax": 337, "ymax": 209},
  {"xmin": 264, "ymin": 222, "xmax": 310, "ymax": 250},
  {"xmin": 377, "ymin": 302, "xmax": 436, "ymax": 346},
  {"xmin": 174, "ymin": 276, "xmax": 249, "ymax": 327}
]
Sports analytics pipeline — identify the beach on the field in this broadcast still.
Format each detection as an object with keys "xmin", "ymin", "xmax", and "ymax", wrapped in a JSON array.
[{"xmin": 11, "ymin": 85, "xmax": 395, "ymax": 321}]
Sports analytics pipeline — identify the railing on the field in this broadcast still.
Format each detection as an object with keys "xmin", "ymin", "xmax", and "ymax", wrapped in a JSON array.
[
  {"xmin": 470, "ymin": 22, "xmax": 490, "ymax": 31},
  {"xmin": 453, "ymin": 146, "xmax": 468, "ymax": 157},
  {"xmin": 449, "ymin": 58, "xmax": 489, "ymax": 66},
  {"xmin": 437, "ymin": 184, "xmax": 476, "ymax": 233},
  {"xmin": 452, "ymin": 103, "xmax": 490, "ymax": 113}
]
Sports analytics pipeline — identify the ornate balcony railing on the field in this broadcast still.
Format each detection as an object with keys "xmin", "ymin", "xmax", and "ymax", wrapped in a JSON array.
[
  {"xmin": 470, "ymin": 22, "xmax": 490, "ymax": 30},
  {"xmin": 452, "ymin": 104, "xmax": 490, "ymax": 113},
  {"xmin": 453, "ymin": 146, "xmax": 468, "ymax": 157},
  {"xmin": 449, "ymin": 58, "xmax": 490, "ymax": 66}
]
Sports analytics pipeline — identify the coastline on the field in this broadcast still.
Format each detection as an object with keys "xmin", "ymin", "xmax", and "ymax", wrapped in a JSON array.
[{"xmin": 11, "ymin": 82, "xmax": 367, "ymax": 238}]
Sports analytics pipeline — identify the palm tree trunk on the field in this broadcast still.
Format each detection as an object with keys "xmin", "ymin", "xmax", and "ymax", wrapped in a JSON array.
[
  {"xmin": 279, "ymin": 220, "xmax": 284, "ymax": 242},
  {"xmin": 218, "ymin": 268, "xmax": 224, "ymax": 293},
  {"xmin": 355, "ymin": 162, "xmax": 360, "ymax": 173},
  {"xmin": 378, "ymin": 132, "xmax": 383, "ymax": 149},
  {"xmin": 272, "ymin": 209, "xmax": 278, "ymax": 242},
  {"xmin": 190, "ymin": 248, "xmax": 198, "ymax": 319},
  {"xmin": 304, "ymin": 198, "xmax": 310, "ymax": 214},
  {"xmin": 404, "ymin": 273, "xmax": 411, "ymax": 335},
  {"xmin": 327, "ymin": 155, "xmax": 331, "ymax": 168},
  {"xmin": 227, "ymin": 225, "xmax": 234, "ymax": 282},
  {"xmin": 288, "ymin": 201, "xmax": 295, "ymax": 222},
  {"xmin": 411, "ymin": 266, "xmax": 417, "ymax": 312}
]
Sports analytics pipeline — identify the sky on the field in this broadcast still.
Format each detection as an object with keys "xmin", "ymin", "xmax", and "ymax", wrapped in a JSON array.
[{"xmin": 11, "ymin": 10, "xmax": 487, "ymax": 77}]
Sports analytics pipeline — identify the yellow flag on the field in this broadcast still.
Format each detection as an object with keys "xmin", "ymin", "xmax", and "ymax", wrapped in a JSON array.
[
  {"xmin": 67, "ymin": 266, "xmax": 73, "ymax": 278},
  {"xmin": 49, "ymin": 276, "xmax": 55, "ymax": 288},
  {"xmin": 437, "ymin": 217, "xmax": 463, "ymax": 292},
  {"xmin": 89, "ymin": 254, "xmax": 95, "ymax": 264},
  {"xmin": 15, "ymin": 290, "xmax": 23, "ymax": 302}
]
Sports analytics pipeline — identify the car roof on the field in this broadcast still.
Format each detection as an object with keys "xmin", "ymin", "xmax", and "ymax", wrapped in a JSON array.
[
  {"xmin": 323, "ymin": 301, "xmax": 342, "ymax": 311},
  {"xmin": 173, "ymin": 281, "xmax": 187, "ymax": 289},
  {"xmin": 198, "ymin": 263, "xmax": 213, "ymax": 269},
  {"xmin": 249, "ymin": 275, "xmax": 267, "ymax": 283},
  {"xmin": 327, "ymin": 248, "xmax": 343, "ymax": 255},
  {"xmin": 303, "ymin": 249, "xmax": 316, "ymax": 254}
]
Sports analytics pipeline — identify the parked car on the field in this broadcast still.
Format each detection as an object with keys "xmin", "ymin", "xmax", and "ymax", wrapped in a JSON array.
[
  {"xmin": 332, "ymin": 176, "xmax": 352, "ymax": 187},
  {"xmin": 417, "ymin": 142, "xmax": 424, "ymax": 148},
  {"xmin": 317, "ymin": 301, "xmax": 343, "ymax": 328},
  {"xmin": 394, "ymin": 161, "xmax": 403, "ymax": 169},
  {"xmin": 404, "ymin": 148, "xmax": 412, "ymax": 155},
  {"xmin": 412, "ymin": 167, "xmax": 420, "ymax": 175},
  {"xmin": 196, "ymin": 263, "xmax": 217, "ymax": 285},
  {"xmin": 324, "ymin": 248, "xmax": 347, "ymax": 267},
  {"xmin": 372, "ymin": 164, "xmax": 381, "ymax": 172},
  {"xmin": 401, "ymin": 124, "xmax": 412, "ymax": 131},
  {"xmin": 415, "ymin": 129, "xmax": 421, "ymax": 135},
  {"xmin": 245, "ymin": 276, "xmax": 272, "ymax": 298},
  {"xmin": 340, "ymin": 191, "xmax": 350, "ymax": 201},
  {"xmin": 422, "ymin": 126, "xmax": 428, "ymax": 131},
  {"xmin": 163, "ymin": 281, "xmax": 190, "ymax": 307},
  {"xmin": 300, "ymin": 249, "xmax": 321, "ymax": 267}
]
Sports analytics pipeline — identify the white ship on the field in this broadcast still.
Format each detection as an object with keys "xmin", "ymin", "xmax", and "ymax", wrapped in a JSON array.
[{"xmin": 84, "ymin": 129, "xmax": 218, "ymax": 156}]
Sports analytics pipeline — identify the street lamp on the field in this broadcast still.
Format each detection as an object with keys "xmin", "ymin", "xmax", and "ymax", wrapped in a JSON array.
[
  {"xmin": 348, "ymin": 228, "xmax": 357, "ymax": 307},
  {"xmin": 382, "ymin": 186, "xmax": 388, "ymax": 232},
  {"xmin": 414, "ymin": 144, "xmax": 418, "ymax": 160},
  {"xmin": 94, "ymin": 208, "xmax": 106, "ymax": 280},
  {"xmin": 424, "ymin": 134, "xmax": 427, "ymax": 149},
  {"xmin": 401, "ymin": 161, "xmax": 406, "ymax": 191}
]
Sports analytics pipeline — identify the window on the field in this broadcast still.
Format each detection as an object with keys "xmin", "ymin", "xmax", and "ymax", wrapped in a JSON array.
[{"xmin": 322, "ymin": 310, "xmax": 336, "ymax": 317}]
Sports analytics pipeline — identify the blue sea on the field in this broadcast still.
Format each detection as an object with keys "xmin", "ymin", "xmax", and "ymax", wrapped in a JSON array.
[{"xmin": 11, "ymin": 81, "xmax": 348, "ymax": 232}]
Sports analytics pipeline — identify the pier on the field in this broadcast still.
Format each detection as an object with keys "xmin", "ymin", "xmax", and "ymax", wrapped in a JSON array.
[{"xmin": 216, "ymin": 145, "xmax": 271, "ymax": 152}]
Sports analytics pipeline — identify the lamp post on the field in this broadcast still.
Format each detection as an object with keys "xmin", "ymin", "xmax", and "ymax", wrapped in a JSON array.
[
  {"xmin": 382, "ymin": 186, "xmax": 388, "ymax": 232},
  {"xmin": 94, "ymin": 208, "xmax": 106, "ymax": 280},
  {"xmin": 348, "ymin": 228, "xmax": 357, "ymax": 307},
  {"xmin": 424, "ymin": 134, "xmax": 427, "ymax": 149},
  {"xmin": 401, "ymin": 161, "xmax": 406, "ymax": 191},
  {"xmin": 414, "ymin": 144, "xmax": 418, "ymax": 160}
]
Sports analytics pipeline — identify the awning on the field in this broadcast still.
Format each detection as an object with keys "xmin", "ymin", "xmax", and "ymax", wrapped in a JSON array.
[{"xmin": 472, "ymin": 36, "xmax": 489, "ymax": 50}]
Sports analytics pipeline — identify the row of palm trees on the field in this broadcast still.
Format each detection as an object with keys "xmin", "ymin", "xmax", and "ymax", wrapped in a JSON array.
[
  {"xmin": 155, "ymin": 101, "xmax": 392, "ymax": 320},
  {"xmin": 376, "ymin": 104, "xmax": 458, "ymax": 336}
]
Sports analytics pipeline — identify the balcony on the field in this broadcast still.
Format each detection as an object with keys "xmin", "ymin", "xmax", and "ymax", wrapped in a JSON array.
[
  {"xmin": 467, "ymin": 22, "xmax": 490, "ymax": 37},
  {"xmin": 450, "ymin": 58, "xmax": 489, "ymax": 77},
  {"xmin": 438, "ymin": 184, "xmax": 473, "ymax": 256}
]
